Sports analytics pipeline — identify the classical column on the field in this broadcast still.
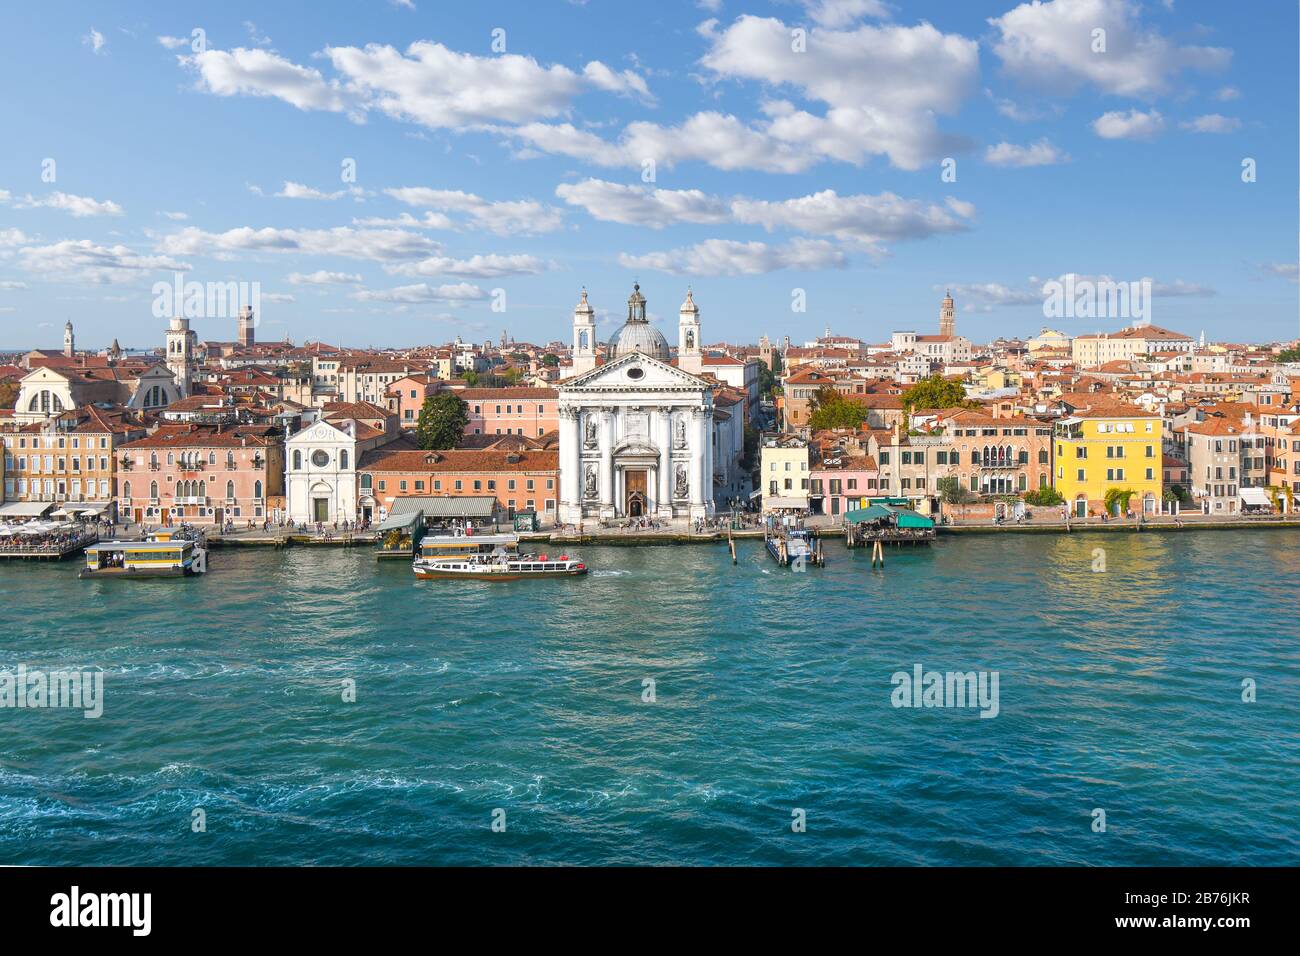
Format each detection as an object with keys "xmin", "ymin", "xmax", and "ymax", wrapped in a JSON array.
[
  {"xmin": 657, "ymin": 408, "xmax": 673, "ymax": 515},
  {"xmin": 559, "ymin": 407, "xmax": 580, "ymax": 520},
  {"xmin": 707, "ymin": 403, "xmax": 717, "ymax": 515},
  {"xmin": 600, "ymin": 406, "xmax": 615, "ymax": 516},
  {"xmin": 688, "ymin": 407, "xmax": 705, "ymax": 516}
]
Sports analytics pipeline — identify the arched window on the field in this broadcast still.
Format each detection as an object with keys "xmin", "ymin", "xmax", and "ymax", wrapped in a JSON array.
[
  {"xmin": 209, "ymin": 452, "xmax": 216, "ymax": 464},
  {"xmin": 340, "ymin": 449, "xmax": 349, "ymax": 470},
  {"xmin": 293, "ymin": 449, "xmax": 302, "ymax": 470},
  {"xmin": 1018, "ymin": 473, "xmax": 1027, "ymax": 491},
  {"xmin": 123, "ymin": 480, "xmax": 131, "ymax": 499},
  {"xmin": 28, "ymin": 394, "xmax": 40, "ymax": 412},
  {"xmin": 150, "ymin": 452, "xmax": 159, "ymax": 468},
  {"xmin": 226, "ymin": 480, "xmax": 235, "ymax": 500},
  {"xmin": 254, "ymin": 480, "xmax": 263, "ymax": 500},
  {"xmin": 197, "ymin": 481, "xmax": 206, "ymax": 499},
  {"xmin": 579, "ymin": 331, "xmax": 589, "ymax": 349},
  {"xmin": 149, "ymin": 481, "xmax": 159, "ymax": 500}
]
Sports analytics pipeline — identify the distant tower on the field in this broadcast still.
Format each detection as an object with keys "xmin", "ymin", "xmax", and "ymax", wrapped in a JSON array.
[
  {"xmin": 940, "ymin": 291, "xmax": 956, "ymax": 338},
  {"xmin": 165, "ymin": 316, "xmax": 195, "ymax": 398},
  {"xmin": 237, "ymin": 305, "xmax": 255, "ymax": 349},
  {"xmin": 109, "ymin": 337, "xmax": 121, "ymax": 360},
  {"xmin": 678, "ymin": 288, "xmax": 703, "ymax": 375},
  {"xmin": 63, "ymin": 320, "xmax": 75, "ymax": 357},
  {"xmin": 571, "ymin": 288, "xmax": 598, "ymax": 375},
  {"xmin": 501, "ymin": 330, "xmax": 508, "ymax": 350}
]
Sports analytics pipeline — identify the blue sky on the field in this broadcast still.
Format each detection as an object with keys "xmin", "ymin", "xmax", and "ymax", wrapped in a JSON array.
[{"xmin": 0, "ymin": 0, "xmax": 1296, "ymax": 351}]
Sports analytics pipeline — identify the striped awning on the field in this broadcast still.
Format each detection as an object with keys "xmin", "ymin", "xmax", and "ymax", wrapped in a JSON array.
[{"xmin": 0, "ymin": 501, "xmax": 54, "ymax": 518}]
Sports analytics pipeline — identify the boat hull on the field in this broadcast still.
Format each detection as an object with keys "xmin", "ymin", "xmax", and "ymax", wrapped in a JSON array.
[
  {"xmin": 78, "ymin": 566, "xmax": 197, "ymax": 579},
  {"xmin": 413, "ymin": 566, "xmax": 587, "ymax": 581}
]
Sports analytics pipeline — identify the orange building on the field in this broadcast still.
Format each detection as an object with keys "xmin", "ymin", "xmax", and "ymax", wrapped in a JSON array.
[
  {"xmin": 463, "ymin": 387, "xmax": 558, "ymax": 439},
  {"xmin": 358, "ymin": 443, "xmax": 559, "ymax": 520}
]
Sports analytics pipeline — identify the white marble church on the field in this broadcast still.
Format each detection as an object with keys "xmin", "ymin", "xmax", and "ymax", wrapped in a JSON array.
[{"xmin": 559, "ymin": 284, "xmax": 716, "ymax": 524}]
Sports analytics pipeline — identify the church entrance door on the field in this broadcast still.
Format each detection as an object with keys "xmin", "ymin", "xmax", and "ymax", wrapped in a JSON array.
[{"xmin": 626, "ymin": 470, "xmax": 648, "ymax": 517}]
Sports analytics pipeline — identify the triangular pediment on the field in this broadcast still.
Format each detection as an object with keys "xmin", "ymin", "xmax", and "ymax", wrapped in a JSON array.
[{"xmin": 560, "ymin": 351, "xmax": 708, "ymax": 392}]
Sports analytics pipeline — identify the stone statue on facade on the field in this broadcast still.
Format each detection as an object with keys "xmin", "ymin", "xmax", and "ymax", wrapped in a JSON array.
[
  {"xmin": 584, "ymin": 465, "xmax": 598, "ymax": 499},
  {"xmin": 674, "ymin": 464, "xmax": 688, "ymax": 499}
]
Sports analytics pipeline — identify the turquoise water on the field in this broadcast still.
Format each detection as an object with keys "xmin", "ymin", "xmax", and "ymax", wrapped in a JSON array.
[{"xmin": 1, "ymin": 531, "xmax": 1297, "ymax": 866}]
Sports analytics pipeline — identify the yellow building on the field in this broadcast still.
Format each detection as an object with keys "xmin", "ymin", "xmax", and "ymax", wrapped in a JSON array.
[
  {"xmin": 760, "ymin": 434, "xmax": 811, "ymax": 512},
  {"xmin": 1053, "ymin": 400, "xmax": 1163, "ymax": 517}
]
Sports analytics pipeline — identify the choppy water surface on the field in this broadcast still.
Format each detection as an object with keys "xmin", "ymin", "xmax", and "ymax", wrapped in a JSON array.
[{"xmin": 1, "ymin": 531, "xmax": 1297, "ymax": 865}]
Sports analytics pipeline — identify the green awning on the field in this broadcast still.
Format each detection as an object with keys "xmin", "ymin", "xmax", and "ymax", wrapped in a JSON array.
[
  {"xmin": 845, "ymin": 504, "xmax": 934, "ymax": 529},
  {"xmin": 375, "ymin": 510, "xmax": 421, "ymax": 532},
  {"xmin": 844, "ymin": 505, "xmax": 893, "ymax": 523},
  {"xmin": 389, "ymin": 495, "xmax": 498, "ymax": 519}
]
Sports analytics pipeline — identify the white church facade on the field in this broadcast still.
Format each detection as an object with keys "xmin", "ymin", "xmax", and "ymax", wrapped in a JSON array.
[{"xmin": 558, "ymin": 285, "xmax": 716, "ymax": 523}]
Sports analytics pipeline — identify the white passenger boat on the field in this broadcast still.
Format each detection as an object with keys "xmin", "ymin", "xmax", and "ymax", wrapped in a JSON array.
[
  {"xmin": 79, "ymin": 530, "xmax": 208, "ymax": 579},
  {"xmin": 412, "ymin": 530, "xmax": 586, "ymax": 580}
]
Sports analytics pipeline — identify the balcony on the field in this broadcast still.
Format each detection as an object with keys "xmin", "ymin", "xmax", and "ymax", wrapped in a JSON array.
[{"xmin": 174, "ymin": 496, "xmax": 209, "ymax": 506}]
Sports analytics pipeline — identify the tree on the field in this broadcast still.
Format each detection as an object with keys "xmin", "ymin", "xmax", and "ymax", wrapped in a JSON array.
[
  {"xmin": 902, "ymin": 375, "xmax": 972, "ymax": 413},
  {"xmin": 1103, "ymin": 486, "xmax": 1136, "ymax": 515},
  {"xmin": 541, "ymin": 353, "xmax": 560, "ymax": 367},
  {"xmin": 1024, "ymin": 486, "xmax": 1064, "ymax": 506},
  {"xmin": 756, "ymin": 359, "xmax": 779, "ymax": 400},
  {"xmin": 0, "ymin": 381, "xmax": 18, "ymax": 409},
  {"xmin": 1277, "ymin": 345, "xmax": 1300, "ymax": 363},
  {"xmin": 937, "ymin": 476, "xmax": 973, "ymax": 505},
  {"xmin": 807, "ymin": 387, "xmax": 867, "ymax": 431},
  {"xmin": 416, "ymin": 392, "xmax": 469, "ymax": 450}
]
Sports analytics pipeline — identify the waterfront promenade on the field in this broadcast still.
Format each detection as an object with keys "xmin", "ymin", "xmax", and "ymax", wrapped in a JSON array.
[{"xmin": 177, "ymin": 511, "xmax": 1300, "ymax": 549}]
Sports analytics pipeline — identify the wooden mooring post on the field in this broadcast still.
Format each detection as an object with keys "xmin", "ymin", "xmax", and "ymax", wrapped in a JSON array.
[
  {"xmin": 729, "ymin": 528, "xmax": 737, "ymax": 564},
  {"xmin": 871, "ymin": 538, "xmax": 884, "ymax": 569}
]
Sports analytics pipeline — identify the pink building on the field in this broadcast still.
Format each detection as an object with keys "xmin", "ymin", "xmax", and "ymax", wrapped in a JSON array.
[
  {"xmin": 116, "ymin": 423, "xmax": 286, "ymax": 526},
  {"xmin": 463, "ymin": 387, "xmax": 558, "ymax": 439},
  {"xmin": 808, "ymin": 453, "xmax": 881, "ymax": 518},
  {"xmin": 385, "ymin": 374, "xmax": 443, "ymax": 429}
]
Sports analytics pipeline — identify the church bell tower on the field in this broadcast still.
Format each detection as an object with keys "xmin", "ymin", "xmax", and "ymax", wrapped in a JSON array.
[
  {"xmin": 165, "ymin": 316, "xmax": 195, "ymax": 398},
  {"xmin": 678, "ymin": 288, "xmax": 702, "ymax": 375},
  {"xmin": 939, "ymin": 291, "xmax": 956, "ymax": 338},
  {"xmin": 63, "ymin": 320, "xmax": 75, "ymax": 357},
  {"xmin": 571, "ymin": 288, "xmax": 597, "ymax": 375}
]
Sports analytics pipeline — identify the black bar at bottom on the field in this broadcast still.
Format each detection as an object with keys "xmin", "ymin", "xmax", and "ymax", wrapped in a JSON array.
[{"xmin": 0, "ymin": 866, "xmax": 1286, "ymax": 940}]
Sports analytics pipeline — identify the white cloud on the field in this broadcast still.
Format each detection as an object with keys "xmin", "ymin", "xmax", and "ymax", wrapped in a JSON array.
[
  {"xmin": 262, "ymin": 292, "xmax": 295, "ymax": 303},
  {"xmin": 19, "ymin": 239, "xmax": 189, "ymax": 284},
  {"xmin": 0, "ymin": 280, "xmax": 28, "ymax": 290},
  {"xmin": 695, "ymin": 15, "xmax": 979, "ymax": 171},
  {"xmin": 272, "ymin": 181, "xmax": 367, "ymax": 200},
  {"xmin": 84, "ymin": 28, "xmax": 105, "ymax": 55},
  {"xmin": 385, "ymin": 254, "xmax": 546, "ymax": 279},
  {"xmin": 1214, "ymin": 86, "xmax": 1241, "ymax": 102},
  {"xmin": 288, "ymin": 270, "xmax": 363, "ymax": 285},
  {"xmin": 1092, "ymin": 108, "xmax": 1165, "ymax": 140},
  {"xmin": 157, "ymin": 35, "xmax": 190, "ymax": 51},
  {"xmin": 159, "ymin": 210, "xmax": 189, "ymax": 221},
  {"xmin": 619, "ymin": 238, "xmax": 847, "ymax": 276},
  {"xmin": 942, "ymin": 282, "xmax": 1042, "ymax": 307},
  {"xmin": 352, "ymin": 282, "xmax": 486, "ymax": 303},
  {"xmin": 556, "ymin": 179, "xmax": 971, "ymax": 252},
  {"xmin": 984, "ymin": 138, "xmax": 1070, "ymax": 167},
  {"xmin": 384, "ymin": 187, "xmax": 562, "ymax": 234},
  {"xmin": 351, "ymin": 211, "xmax": 456, "ymax": 230},
  {"xmin": 555, "ymin": 179, "xmax": 730, "ymax": 227},
  {"xmin": 14, "ymin": 192, "xmax": 124, "ymax": 217},
  {"xmin": 181, "ymin": 39, "xmax": 654, "ymax": 131},
  {"xmin": 180, "ymin": 48, "xmax": 350, "ymax": 112},
  {"xmin": 989, "ymin": 0, "xmax": 1230, "ymax": 99},
  {"xmin": 157, "ymin": 225, "xmax": 438, "ymax": 261},
  {"xmin": 801, "ymin": 0, "xmax": 891, "ymax": 28},
  {"xmin": 1262, "ymin": 263, "xmax": 1298, "ymax": 283},
  {"xmin": 1180, "ymin": 114, "xmax": 1240, "ymax": 134}
]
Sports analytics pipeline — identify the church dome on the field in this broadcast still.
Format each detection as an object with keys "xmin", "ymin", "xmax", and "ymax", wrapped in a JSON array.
[{"xmin": 607, "ymin": 283, "xmax": 670, "ymax": 362}]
